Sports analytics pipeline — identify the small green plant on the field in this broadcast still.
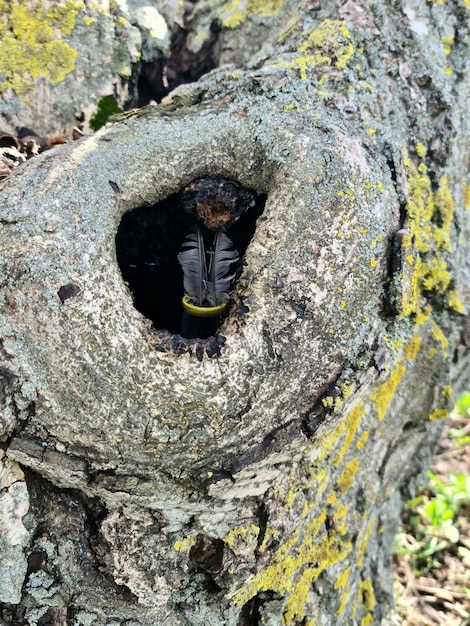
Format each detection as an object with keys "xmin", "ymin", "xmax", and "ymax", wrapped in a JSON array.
[
  {"xmin": 448, "ymin": 424, "xmax": 470, "ymax": 447},
  {"xmin": 89, "ymin": 95, "xmax": 122, "ymax": 131},
  {"xmin": 393, "ymin": 472, "xmax": 470, "ymax": 573},
  {"xmin": 455, "ymin": 391, "xmax": 470, "ymax": 417},
  {"xmin": 448, "ymin": 391, "xmax": 470, "ymax": 447}
]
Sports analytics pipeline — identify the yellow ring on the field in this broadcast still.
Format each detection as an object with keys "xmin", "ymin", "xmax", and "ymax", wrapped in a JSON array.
[{"xmin": 182, "ymin": 294, "xmax": 228, "ymax": 318}]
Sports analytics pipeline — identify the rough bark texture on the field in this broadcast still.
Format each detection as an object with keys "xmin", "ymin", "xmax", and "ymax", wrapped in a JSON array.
[
  {"xmin": 1, "ymin": 1, "xmax": 469, "ymax": 625},
  {"xmin": 0, "ymin": 0, "xmax": 170, "ymax": 136}
]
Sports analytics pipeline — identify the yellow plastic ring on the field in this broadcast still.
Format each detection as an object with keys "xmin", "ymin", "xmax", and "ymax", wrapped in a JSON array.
[{"xmin": 182, "ymin": 294, "xmax": 228, "ymax": 318}]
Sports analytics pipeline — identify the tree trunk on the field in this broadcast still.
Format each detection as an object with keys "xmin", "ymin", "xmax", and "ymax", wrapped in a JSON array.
[{"xmin": 1, "ymin": 1, "xmax": 469, "ymax": 625}]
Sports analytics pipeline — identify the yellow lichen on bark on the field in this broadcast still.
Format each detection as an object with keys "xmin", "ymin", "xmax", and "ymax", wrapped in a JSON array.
[
  {"xmin": 400, "ymin": 151, "xmax": 464, "ymax": 317},
  {"xmin": 224, "ymin": 524, "xmax": 260, "ymax": 553},
  {"xmin": 173, "ymin": 536, "xmax": 196, "ymax": 553},
  {"xmin": 464, "ymin": 184, "xmax": 470, "ymax": 210},
  {"xmin": 0, "ymin": 0, "xmax": 82, "ymax": 95},
  {"xmin": 370, "ymin": 333, "xmax": 422, "ymax": 420},
  {"xmin": 272, "ymin": 19, "xmax": 355, "ymax": 80},
  {"xmin": 232, "ymin": 505, "xmax": 352, "ymax": 623},
  {"xmin": 333, "ymin": 402, "xmax": 366, "ymax": 465},
  {"xmin": 220, "ymin": 0, "xmax": 283, "ymax": 28},
  {"xmin": 359, "ymin": 577, "xmax": 376, "ymax": 612},
  {"xmin": 227, "ymin": 328, "xmax": 437, "ymax": 622},
  {"xmin": 370, "ymin": 363, "xmax": 406, "ymax": 421},
  {"xmin": 335, "ymin": 458, "xmax": 360, "ymax": 493}
]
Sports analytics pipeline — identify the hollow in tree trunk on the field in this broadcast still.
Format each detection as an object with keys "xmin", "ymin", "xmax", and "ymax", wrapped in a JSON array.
[{"xmin": 1, "ymin": 1, "xmax": 469, "ymax": 624}]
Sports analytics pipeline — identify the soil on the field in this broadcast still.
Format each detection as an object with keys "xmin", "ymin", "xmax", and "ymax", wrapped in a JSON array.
[{"xmin": 392, "ymin": 411, "xmax": 470, "ymax": 626}]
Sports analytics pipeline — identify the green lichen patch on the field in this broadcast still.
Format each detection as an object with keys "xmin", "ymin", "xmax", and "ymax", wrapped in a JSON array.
[{"xmin": 0, "ymin": 0, "xmax": 81, "ymax": 96}]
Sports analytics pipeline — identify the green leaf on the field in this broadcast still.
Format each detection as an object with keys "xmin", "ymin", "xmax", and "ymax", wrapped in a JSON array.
[{"xmin": 416, "ymin": 537, "xmax": 447, "ymax": 559}]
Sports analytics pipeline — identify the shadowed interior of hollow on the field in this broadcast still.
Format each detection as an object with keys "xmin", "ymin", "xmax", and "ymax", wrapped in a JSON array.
[{"xmin": 115, "ymin": 178, "xmax": 266, "ymax": 338}]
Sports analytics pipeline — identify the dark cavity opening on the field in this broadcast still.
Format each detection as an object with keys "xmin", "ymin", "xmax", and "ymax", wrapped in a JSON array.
[
  {"xmin": 115, "ymin": 177, "xmax": 266, "ymax": 340},
  {"xmin": 131, "ymin": 19, "xmax": 222, "ymax": 107}
]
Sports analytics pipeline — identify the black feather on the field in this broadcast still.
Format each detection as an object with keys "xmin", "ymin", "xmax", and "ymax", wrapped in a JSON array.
[
  {"xmin": 207, "ymin": 231, "xmax": 239, "ymax": 306},
  {"xmin": 178, "ymin": 226, "xmax": 239, "ymax": 307},
  {"xmin": 177, "ymin": 226, "xmax": 207, "ymax": 305}
]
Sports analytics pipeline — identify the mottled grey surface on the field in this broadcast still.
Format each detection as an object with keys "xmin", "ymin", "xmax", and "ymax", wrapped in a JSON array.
[
  {"xmin": 0, "ymin": 0, "xmax": 469, "ymax": 623},
  {"xmin": 0, "ymin": 97, "xmax": 397, "ymax": 474},
  {"xmin": 0, "ymin": 451, "xmax": 30, "ymax": 604},
  {"xmin": 0, "ymin": 0, "xmax": 170, "ymax": 137}
]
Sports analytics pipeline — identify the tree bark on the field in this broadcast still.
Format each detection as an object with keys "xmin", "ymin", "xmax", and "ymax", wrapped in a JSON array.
[
  {"xmin": 0, "ymin": 0, "xmax": 170, "ymax": 136},
  {"xmin": 1, "ymin": 1, "xmax": 469, "ymax": 625}
]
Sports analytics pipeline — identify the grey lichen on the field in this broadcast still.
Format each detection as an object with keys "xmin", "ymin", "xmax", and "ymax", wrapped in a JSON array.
[{"xmin": 0, "ymin": 451, "xmax": 31, "ymax": 604}]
